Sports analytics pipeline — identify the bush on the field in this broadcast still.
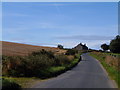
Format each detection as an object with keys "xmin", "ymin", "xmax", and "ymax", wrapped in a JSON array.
[
  {"xmin": 31, "ymin": 49, "xmax": 55, "ymax": 59},
  {"xmin": 25, "ymin": 54, "xmax": 55, "ymax": 77},
  {"xmin": 110, "ymin": 35, "xmax": 120, "ymax": 53},
  {"xmin": 2, "ymin": 49, "xmax": 72, "ymax": 77},
  {"xmin": 65, "ymin": 49, "xmax": 78, "ymax": 55},
  {"xmin": 2, "ymin": 56, "xmax": 26, "ymax": 77},
  {"xmin": 54, "ymin": 54, "xmax": 71, "ymax": 66},
  {"xmin": 101, "ymin": 44, "xmax": 109, "ymax": 51},
  {"xmin": 2, "ymin": 50, "xmax": 55, "ymax": 77},
  {"xmin": 2, "ymin": 78, "xmax": 21, "ymax": 90},
  {"xmin": 57, "ymin": 44, "xmax": 63, "ymax": 49}
]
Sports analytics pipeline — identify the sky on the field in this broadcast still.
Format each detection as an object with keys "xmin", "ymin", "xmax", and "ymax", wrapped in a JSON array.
[
  {"xmin": 2, "ymin": 2, "xmax": 118, "ymax": 49},
  {"xmin": 1, "ymin": 0, "xmax": 120, "ymax": 2}
]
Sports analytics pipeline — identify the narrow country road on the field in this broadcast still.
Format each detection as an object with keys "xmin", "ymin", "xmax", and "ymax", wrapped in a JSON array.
[{"xmin": 33, "ymin": 53, "xmax": 116, "ymax": 88}]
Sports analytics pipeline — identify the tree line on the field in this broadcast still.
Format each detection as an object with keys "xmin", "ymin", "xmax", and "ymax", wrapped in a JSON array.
[{"xmin": 101, "ymin": 35, "xmax": 120, "ymax": 53}]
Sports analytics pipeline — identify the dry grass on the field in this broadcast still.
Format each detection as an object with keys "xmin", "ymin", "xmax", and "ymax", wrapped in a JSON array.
[
  {"xmin": 1, "ymin": 41, "xmax": 66, "ymax": 56},
  {"xmin": 105, "ymin": 55, "xmax": 119, "ymax": 69},
  {"xmin": 90, "ymin": 51, "xmax": 120, "ymax": 70},
  {"xmin": 67, "ymin": 55, "xmax": 74, "ymax": 61}
]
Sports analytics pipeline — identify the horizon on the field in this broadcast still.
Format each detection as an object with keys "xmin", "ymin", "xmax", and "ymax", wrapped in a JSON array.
[{"xmin": 2, "ymin": 2, "xmax": 118, "ymax": 50}]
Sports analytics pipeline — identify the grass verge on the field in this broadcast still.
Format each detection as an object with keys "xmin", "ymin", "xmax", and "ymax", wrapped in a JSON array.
[
  {"xmin": 90, "ymin": 53, "xmax": 120, "ymax": 88},
  {"xmin": 2, "ymin": 78, "xmax": 21, "ymax": 90},
  {"xmin": 2, "ymin": 77, "xmax": 41, "ymax": 88}
]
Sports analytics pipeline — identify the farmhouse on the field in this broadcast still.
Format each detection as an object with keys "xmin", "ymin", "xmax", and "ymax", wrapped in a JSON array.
[{"xmin": 73, "ymin": 43, "xmax": 88, "ymax": 51}]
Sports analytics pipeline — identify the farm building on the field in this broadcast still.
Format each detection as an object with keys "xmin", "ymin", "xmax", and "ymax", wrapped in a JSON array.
[{"xmin": 73, "ymin": 43, "xmax": 88, "ymax": 51}]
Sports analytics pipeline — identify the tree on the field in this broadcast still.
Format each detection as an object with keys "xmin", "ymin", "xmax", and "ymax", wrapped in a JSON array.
[
  {"xmin": 57, "ymin": 44, "xmax": 63, "ymax": 49},
  {"xmin": 101, "ymin": 44, "xmax": 109, "ymax": 51},
  {"xmin": 109, "ymin": 35, "xmax": 120, "ymax": 53}
]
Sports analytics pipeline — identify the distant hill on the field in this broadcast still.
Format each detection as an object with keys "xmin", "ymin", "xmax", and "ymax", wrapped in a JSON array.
[{"xmin": 1, "ymin": 41, "xmax": 66, "ymax": 56}]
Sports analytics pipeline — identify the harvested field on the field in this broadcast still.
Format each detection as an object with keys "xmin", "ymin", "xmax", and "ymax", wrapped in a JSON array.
[{"xmin": 1, "ymin": 41, "xmax": 66, "ymax": 56}]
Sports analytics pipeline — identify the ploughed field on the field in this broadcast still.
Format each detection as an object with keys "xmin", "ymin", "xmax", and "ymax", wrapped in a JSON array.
[{"xmin": 1, "ymin": 41, "xmax": 66, "ymax": 56}]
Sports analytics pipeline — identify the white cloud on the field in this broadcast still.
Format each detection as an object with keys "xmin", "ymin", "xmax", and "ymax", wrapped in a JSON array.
[{"xmin": 85, "ymin": 40, "xmax": 110, "ymax": 49}]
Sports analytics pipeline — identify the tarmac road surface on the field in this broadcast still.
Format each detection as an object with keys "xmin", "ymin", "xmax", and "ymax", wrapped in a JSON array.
[{"xmin": 33, "ymin": 53, "xmax": 116, "ymax": 88}]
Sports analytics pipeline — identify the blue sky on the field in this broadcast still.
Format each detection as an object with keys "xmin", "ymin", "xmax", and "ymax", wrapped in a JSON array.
[{"xmin": 2, "ymin": 2, "xmax": 118, "ymax": 49}]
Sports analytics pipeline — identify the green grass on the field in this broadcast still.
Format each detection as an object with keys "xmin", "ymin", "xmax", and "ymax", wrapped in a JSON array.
[
  {"xmin": 2, "ymin": 77, "xmax": 41, "ymax": 88},
  {"xmin": 66, "ymin": 58, "xmax": 80, "ymax": 68},
  {"xmin": 90, "ymin": 53, "xmax": 120, "ymax": 88},
  {"xmin": 2, "ymin": 78, "xmax": 21, "ymax": 89},
  {"xmin": 48, "ymin": 66, "xmax": 65, "ymax": 72}
]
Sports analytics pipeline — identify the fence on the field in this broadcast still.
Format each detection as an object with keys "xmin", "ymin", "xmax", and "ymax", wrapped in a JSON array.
[{"xmin": 109, "ymin": 54, "xmax": 120, "ymax": 58}]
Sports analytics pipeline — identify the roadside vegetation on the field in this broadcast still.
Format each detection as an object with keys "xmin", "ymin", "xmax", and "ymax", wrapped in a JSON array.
[
  {"xmin": 1, "ymin": 77, "xmax": 41, "ymax": 88},
  {"xmin": 89, "ymin": 35, "xmax": 120, "ymax": 87},
  {"xmin": 100, "ymin": 35, "xmax": 120, "ymax": 53},
  {"xmin": 2, "ymin": 78, "xmax": 21, "ymax": 90},
  {"xmin": 2, "ymin": 49, "xmax": 81, "ymax": 88},
  {"xmin": 90, "ymin": 52, "xmax": 120, "ymax": 87}
]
